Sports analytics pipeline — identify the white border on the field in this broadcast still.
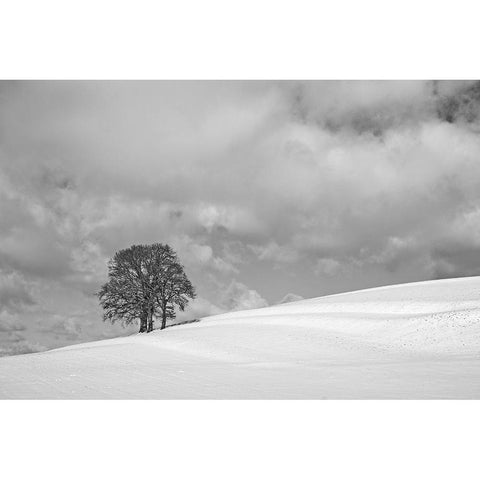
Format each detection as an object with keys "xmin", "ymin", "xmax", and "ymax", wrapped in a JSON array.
[
  {"xmin": 0, "ymin": 0, "xmax": 479, "ymax": 78},
  {"xmin": 1, "ymin": 400, "xmax": 479, "ymax": 480},
  {"xmin": 1, "ymin": 1, "xmax": 479, "ymax": 478}
]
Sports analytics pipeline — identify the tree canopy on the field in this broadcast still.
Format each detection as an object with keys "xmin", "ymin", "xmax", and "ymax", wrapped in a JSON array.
[{"xmin": 98, "ymin": 243, "xmax": 196, "ymax": 332}]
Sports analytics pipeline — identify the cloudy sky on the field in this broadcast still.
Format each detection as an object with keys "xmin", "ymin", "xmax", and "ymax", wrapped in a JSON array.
[{"xmin": 1, "ymin": 80, "xmax": 480, "ymax": 355}]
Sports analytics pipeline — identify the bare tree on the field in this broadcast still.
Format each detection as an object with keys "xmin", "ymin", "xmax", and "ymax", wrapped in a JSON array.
[
  {"xmin": 98, "ymin": 243, "xmax": 195, "ymax": 332},
  {"xmin": 155, "ymin": 253, "xmax": 196, "ymax": 330}
]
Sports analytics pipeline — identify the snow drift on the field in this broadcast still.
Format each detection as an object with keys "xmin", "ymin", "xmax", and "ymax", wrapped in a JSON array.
[{"xmin": 1, "ymin": 276, "xmax": 480, "ymax": 399}]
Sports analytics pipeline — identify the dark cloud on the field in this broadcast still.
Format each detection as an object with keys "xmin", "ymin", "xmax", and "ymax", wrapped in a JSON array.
[
  {"xmin": 289, "ymin": 80, "xmax": 435, "ymax": 136},
  {"xmin": 435, "ymin": 80, "xmax": 480, "ymax": 125}
]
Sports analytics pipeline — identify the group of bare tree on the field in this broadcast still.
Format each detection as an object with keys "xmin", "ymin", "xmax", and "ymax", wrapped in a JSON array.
[{"xmin": 98, "ymin": 243, "xmax": 195, "ymax": 333}]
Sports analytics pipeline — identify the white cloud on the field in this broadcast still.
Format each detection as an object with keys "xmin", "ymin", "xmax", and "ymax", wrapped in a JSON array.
[
  {"xmin": 278, "ymin": 293, "xmax": 304, "ymax": 304},
  {"xmin": 178, "ymin": 296, "xmax": 223, "ymax": 321},
  {"xmin": 314, "ymin": 258, "xmax": 342, "ymax": 277},
  {"xmin": 221, "ymin": 280, "xmax": 268, "ymax": 312}
]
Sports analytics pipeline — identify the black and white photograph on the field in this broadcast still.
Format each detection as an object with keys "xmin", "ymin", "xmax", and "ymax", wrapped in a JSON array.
[
  {"xmin": 1, "ymin": 1, "xmax": 479, "ymax": 479},
  {"xmin": 2, "ymin": 79, "xmax": 480, "ymax": 399}
]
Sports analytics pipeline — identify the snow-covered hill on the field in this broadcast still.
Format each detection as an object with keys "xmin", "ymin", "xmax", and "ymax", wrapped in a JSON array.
[{"xmin": 1, "ymin": 276, "xmax": 480, "ymax": 398}]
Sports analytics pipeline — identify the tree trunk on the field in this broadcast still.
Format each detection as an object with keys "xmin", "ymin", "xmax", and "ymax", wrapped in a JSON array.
[
  {"xmin": 147, "ymin": 307, "xmax": 154, "ymax": 332},
  {"xmin": 161, "ymin": 308, "xmax": 167, "ymax": 330},
  {"xmin": 139, "ymin": 312, "xmax": 147, "ymax": 333}
]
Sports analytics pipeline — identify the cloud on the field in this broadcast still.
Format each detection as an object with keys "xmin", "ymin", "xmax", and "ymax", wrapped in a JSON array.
[
  {"xmin": 290, "ymin": 80, "xmax": 435, "ymax": 135},
  {"xmin": 0, "ymin": 316, "xmax": 27, "ymax": 332},
  {"xmin": 174, "ymin": 234, "xmax": 239, "ymax": 275},
  {"xmin": 41, "ymin": 317, "xmax": 83, "ymax": 341},
  {"xmin": 221, "ymin": 280, "xmax": 268, "ymax": 312},
  {"xmin": 178, "ymin": 296, "xmax": 223, "ymax": 320},
  {"xmin": 435, "ymin": 81, "xmax": 480, "ymax": 125},
  {"xmin": 250, "ymin": 241, "xmax": 299, "ymax": 264},
  {"xmin": 277, "ymin": 293, "xmax": 304, "ymax": 304},
  {"xmin": 314, "ymin": 258, "xmax": 343, "ymax": 277},
  {"xmin": 0, "ymin": 337, "xmax": 46, "ymax": 357},
  {"xmin": 0, "ymin": 327, "xmax": 45, "ymax": 357},
  {"xmin": 0, "ymin": 272, "xmax": 36, "ymax": 314}
]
